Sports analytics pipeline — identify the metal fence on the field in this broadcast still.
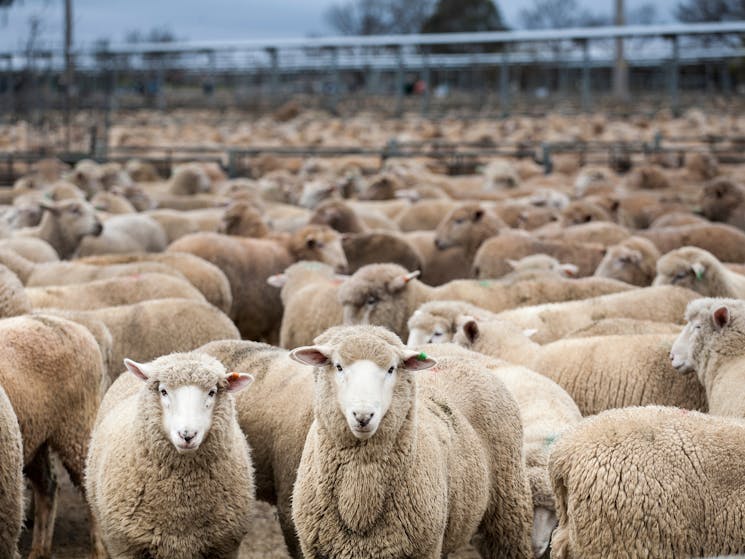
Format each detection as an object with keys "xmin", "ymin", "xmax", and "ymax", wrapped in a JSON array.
[{"xmin": 1, "ymin": 22, "xmax": 744, "ymax": 151}]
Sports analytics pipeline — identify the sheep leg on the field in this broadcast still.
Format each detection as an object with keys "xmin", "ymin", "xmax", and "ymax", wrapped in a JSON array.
[
  {"xmin": 26, "ymin": 444, "xmax": 59, "ymax": 559},
  {"xmin": 276, "ymin": 498, "xmax": 303, "ymax": 559},
  {"xmin": 87, "ymin": 513, "xmax": 108, "ymax": 559},
  {"xmin": 475, "ymin": 486, "xmax": 533, "ymax": 559}
]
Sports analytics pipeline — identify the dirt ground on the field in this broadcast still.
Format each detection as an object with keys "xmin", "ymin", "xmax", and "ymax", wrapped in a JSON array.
[{"xmin": 20, "ymin": 461, "xmax": 480, "ymax": 558}]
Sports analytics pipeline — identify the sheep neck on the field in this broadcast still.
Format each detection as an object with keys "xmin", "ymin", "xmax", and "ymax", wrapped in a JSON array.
[
  {"xmin": 312, "ymin": 379, "xmax": 418, "ymax": 534},
  {"xmin": 463, "ymin": 219, "xmax": 500, "ymax": 262},
  {"xmin": 479, "ymin": 327, "xmax": 539, "ymax": 365},
  {"xmin": 700, "ymin": 352, "xmax": 745, "ymax": 417}
]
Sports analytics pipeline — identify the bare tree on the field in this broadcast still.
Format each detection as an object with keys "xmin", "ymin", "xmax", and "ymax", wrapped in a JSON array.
[
  {"xmin": 520, "ymin": 0, "xmax": 656, "ymax": 29},
  {"xmin": 676, "ymin": 0, "xmax": 738, "ymax": 22},
  {"xmin": 325, "ymin": 0, "xmax": 435, "ymax": 35}
]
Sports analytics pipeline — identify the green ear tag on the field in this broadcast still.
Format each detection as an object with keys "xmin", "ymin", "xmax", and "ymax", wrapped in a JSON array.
[
  {"xmin": 695, "ymin": 268, "xmax": 704, "ymax": 281},
  {"xmin": 417, "ymin": 352, "xmax": 428, "ymax": 361}
]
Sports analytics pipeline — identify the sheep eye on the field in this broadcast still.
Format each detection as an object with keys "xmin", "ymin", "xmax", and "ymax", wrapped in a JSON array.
[
  {"xmin": 159, "ymin": 388, "xmax": 168, "ymax": 397},
  {"xmin": 335, "ymin": 364, "xmax": 343, "ymax": 372},
  {"xmin": 387, "ymin": 366, "xmax": 395, "ymax": 375},
  {"xmin": 454, "ymin": 218, "xmax": 465, "ymax": 225},
  {"xmin": 306, "ymin": 238, "xmax": 317, "ymax": 249},
  {"xmin": 366, "ymin": 296, "xmax": 378, "ymax": 306},
  {"xmin": 673, "ymin": 271, "xmax": 688, "ymax": 282}
]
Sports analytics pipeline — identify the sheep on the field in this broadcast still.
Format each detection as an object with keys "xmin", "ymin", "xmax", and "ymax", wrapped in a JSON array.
[
  {"xmin": 653, "ymin": 246, "xmax": 745, "ymax": 298},
  {"xmin": 560, "ymin": 199, "xmax": 612, "ymax": 226},
  {"xmin": 0, "ymin": 384, "xmax": 23, "ymax": 559},
  {"xmin": 473, "ymin": 230, "xmax": 606, "ymax": 279},
  {"xmin": 76, "ymin": 213, "xmax": 169, "ymax": 256},
  {"xmin": 669, "ymin": 297, "xmax": 745, "ymax": 417},
  {"xmin": 624, "ymin": 164, "xmax": 670, "ymax": 190},
  {"xmin": 649, "ymin": 211, "xmax": 707, "ymax": 228},
  {"xmin": 685, "ymin": 151, "xmax": 719, "ymax": 180},
  {"xmin": 549, "ymin": 406, "xmax": 745, "ymax": 558},
  {"xmin": 169, "ymin": 226, "xmax": 347, "ymax": 342},
  {"xmin": 482, "ymin": 158, "xmax": 521, "ymax": 189},
  {"xmin": 593, "ymin": 236, "xmax": 661, "ymax": 286},
  {"xmin": 0, "ymin": 237, "xmax": 59, "ymax": 262},
  {"xmin": 268, "ymin": 261, "xmax": 345, "ymax": 348},
  {"xmin": 420, "ymin": 343, "xmax": 581, "ymax": 558},
  {"xmin": 168, "ymin": 163, "xmax": 212, "ymax": 195},
  {"xmin": 26, "ymin": 272, "xmax": 205, "ymax": 311},
  {"xmin": 536, "ymin": 221, "xmax": 630, "ymax": 248},
  {"xmin": 90, "ymin": 190, "xmax": 137, "ymax": 214},
  {"xmin": 406, "ymin": 300, "xmax": 499, "ymax": 346},
  {"xmin": 639, "ymin": 223, "xmax": 745, "ymax": 262},
  {"xmin": 339, "ymin": 263, "xmax": 631, "ymax": 340},
  {"xmin": 0, "ymin": 314, "xmax": 106, "ymax": 558},
  {"xmin": 563, "ymin": 318, "xmax": 682, "ymax": 338},
  {"xmin": 14, "ymin": 199, "xmax": 103, "ymax": 259},
  {"xmin": 0, "ymin": 247, "xmax": 184, "ymax": 286},
  {"xmin": 290, "ymin": 325, "xmax": 533, "ymax": 558},
  {"xmin": 148, "ymin": 207, "xmax": 224, "ymax": 242},
  {"xmin": 309, "ymin": 198, "xmax": 368, "ymax": 234},
  {"xmin": 197, "ymin": 338, "xmax": 315, "ymax": 558},
  {"xmin": 0, "ymin": 263, "xmax": 32, "ymax": 318},
  {"xmin": 44, "ymin": 298, "xmax": 240, "ymax": 382},
  {"xmin": 500, "ymin": 254, "xmax": 578, "ymax": 283},
  {"xmin": 124, "ymin": 158, "xmax": 161, "ymax": 182},
  {"xmin": 492, "ymin": 285, "xmax": 699, "ymax": 343},
  {"xmin": 433, "ymin": 202, "xmax": 506, "ymax": 263},
  {"xmin": 75, "ymin": 251, "xmax": 233, "ymax": 315},
  {"xmin": 453, "ymin": 317, "xmax": 707, "ymax": 415},
  {"xmin": 219, "ymin": 201, "xmax": 270, "ymax": 238},
  {"xmin": 86, "ymin": 352, "xmax": 255, "ymax": 559},
  {"xmin": 342, "ymin": 231, "xmax": 421, "ymax": 274},
  {"xmin": 395, "ymin": 198, "xmax": 457, "ymax": 232},
  {"xmin": 699, "ymin": 177, "xmax": 745, "ymax": 230},
  {"xmin": 404, "ymin": 230, "xmax": 471, "ymax": 285}
]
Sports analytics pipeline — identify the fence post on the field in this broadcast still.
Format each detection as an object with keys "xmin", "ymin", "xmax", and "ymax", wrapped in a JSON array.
[
  {"xmin": 395, "ymin": 45, "xmax": 404, "ymax": 117},
  {"xmin": 541, "ymin": 142, "xmax": 553, "ymax": 175},
  {"xmin": 421, "ymin": 50, "xmax": 431, "ymax": 116},
  {"xmin": 581, "ymin": 39, "xmax": 592, "ymax": 112},
  {"xmin": 500, "ymin": 50, "xmax": 510, "ymax": 117},
  {"xmin": 329, "ymin": 46, "xmax": 340, "ymax": 113},
  {"xmin": 667, "ymin": 34, "xmax": 680, "ymax": 116},
  {"xmin": 267, "ymin": 47, "xmax": 279, "ymax": 108}
]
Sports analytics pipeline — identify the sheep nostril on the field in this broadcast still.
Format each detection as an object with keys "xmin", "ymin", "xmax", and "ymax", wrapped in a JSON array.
[{"xmin": 179, "ymin": 430, "xmax": 196, "ymax": 443}]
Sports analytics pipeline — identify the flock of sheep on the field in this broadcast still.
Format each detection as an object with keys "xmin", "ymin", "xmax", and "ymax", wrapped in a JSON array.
[{"xmin": 1, "ymin": 108, "xmax": 745, "ymax": 559}]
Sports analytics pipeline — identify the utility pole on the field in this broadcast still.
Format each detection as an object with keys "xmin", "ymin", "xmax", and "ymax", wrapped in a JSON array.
[
  {"xmin": 63, "ymin": 0, "xmax": 74, "ymax": 151},
  {"xmin": 612, "ymin": 0, "xmax": 629, "ymax": 101}
]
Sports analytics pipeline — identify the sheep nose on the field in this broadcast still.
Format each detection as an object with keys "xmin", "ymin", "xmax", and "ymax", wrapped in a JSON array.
[
  {"xmin": 179, "ymin": 430, "xmax": 197, "ymax": 443},
  {"xmin": 434, "ymin": 238, "xmax": 445, "ymax": 250},
  {"xmin": 352, "ymin": 410, "xmax": 374, "ymax": 427},
  {"xmin": 92, "ymin": 222, "xmax": 103, "ymax": 236}
]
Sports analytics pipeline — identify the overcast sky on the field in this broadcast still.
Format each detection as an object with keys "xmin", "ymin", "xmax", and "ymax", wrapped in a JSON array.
[{"xmin": 0, "ymin": 0, "xmax": 680, "ymax": 51}]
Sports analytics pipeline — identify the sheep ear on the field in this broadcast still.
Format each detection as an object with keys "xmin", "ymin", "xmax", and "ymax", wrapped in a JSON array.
[
  {"xmin": 388, "ymin": 270, "xmax": 420, "ymax": 292},
  {"xmin": 461, "ymin": 319, "xmax": 480, "ymax": 344},
  {"xmin": 124, "ymin": 358, "xmax": 151, "ymax": 382},
  {"xmin": 402, "ymin": 350, "xmax": 436, "ymax": 371},
  {"xmin": 691, "ymin": 262, "xmax": 705, "ymax": 281},
  {"xmin": 713, "ymin": 306, "xmax": 730, "ymax": 330},
  {"xmin": 559, "ymin": 263, "xmax": 579, "ymax": 277},
  {"xmin": 39, "ymin": 201, "xmax": 60, "ymax": 215},
  {"xmin": 506, "ymin": 259, "xmax": 518, "ymax": 270},
  {"xmin": 523, "ymin": 328, "xmax": 538, "ymax": 338},
  {"xmin": 225, "ymin": 372, "xmax": 254, "ymax": 393},
  {"xmin": 290, "ymin": 346, "xmax": 331, "ymax": 367},
  {"xmin": 267, "ymin": 273, "xmax": 287, "ymax": 288}
]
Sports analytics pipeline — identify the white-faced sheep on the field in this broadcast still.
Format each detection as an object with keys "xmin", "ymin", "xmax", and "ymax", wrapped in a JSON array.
[
  {"xmin": 500, "ymin": 254, "xmax": 579, "ymax": 283},
  {"xmin": 593, "ymin": 236, "xmax": 661, "ymax": 286},
  {"xmin": 290, "ymin": 325, "xmax": 533, "ymax": 558},
  {"xmin": 339, "ymin": 263, "xmax": 631, "ymax": 340},
  {"xmin": 433, "ymin": 202, "xmax": 506, "ymax": 264},
  {"xmin": 0, "ymin": 314, "xmax": 106, "ymax": 558},
  {"xmin": 169, "ymin": 226, "xmax": 347, "ymax": 342},
  {"xmin": 86, "ymin": 353, "xmax": 255, "ymax": 558},
  {"xmin": 0, "ymin": 385, "xmax": 23, "ymax": 559},
  {"xmin": 453, "ymin": 317, "xmax": 707, "ymax": 415},
  {"xmin": 493, "ymin": 285, "xmax": 700, "ymax": 343},
  {"xmin": 14, "ymin": 199, "xmax": 103, "ymax": 259},
  {"xmin": 653, "ymin": 246, "xmax": 745, "ymax": 298},
  {"xmin": 669, "ymin": 297, "xmax": 745, "ymax": 417},
  {"xmin": 550, "ymin": 406, "xmax": 745, "ymax": 558}
]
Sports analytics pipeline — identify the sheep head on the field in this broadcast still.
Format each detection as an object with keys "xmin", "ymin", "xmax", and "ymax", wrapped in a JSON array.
[
  {"xmin": 653, "ymin": 247, "xmax": 720, "ymax": 296},
  {"xmin": 434, "ymin": 203, "xmax": 502, "ymax": 252},
  {"xmin": 220, "ymin": 201, "xmax": 269, "ymax": 238},
  {"xmin": 700, "ymin": 178, "xmax": 744, "ymax": 223},
  {"xmin": 124, "ymin": 353, "xmax": 253, "ymax": 454},
  {"xmin": 338, "ymin": 264, "xmax": 420, "ymax": 334},
  {"xmin": 669, "ymin": 298, "xmax": 745, "ymax": 386},
  {"xmin": 289, "ymin": 225, "xmax": 348, "ymax": 273},
  {"xmin": 290, "ymin": 325, "xmax": 435, "ymax": 441}
]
